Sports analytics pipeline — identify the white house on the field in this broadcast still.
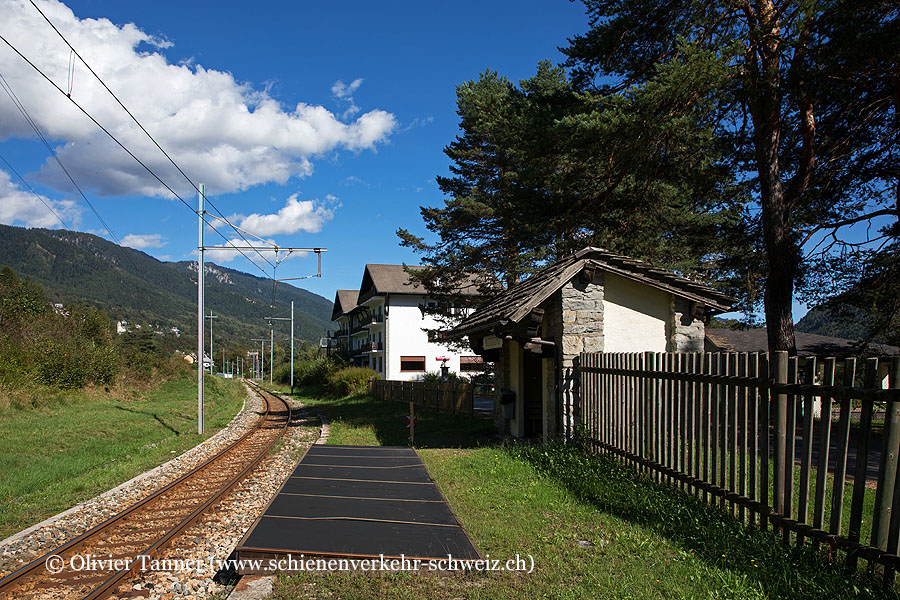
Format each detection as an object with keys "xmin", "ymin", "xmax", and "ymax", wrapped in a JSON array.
[{"xmin": 331, "ymin": 264, "xmax": 482, "ymax": 381}]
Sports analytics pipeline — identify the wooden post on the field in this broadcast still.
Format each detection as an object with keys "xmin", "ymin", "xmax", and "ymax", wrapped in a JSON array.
[
  {"xmin": 773, "ymin": 351, "xmax": 788, "ymax": 533},
  {"xmin": 409, "ymin": 400, "xmax": 415, "ymax": 445}
]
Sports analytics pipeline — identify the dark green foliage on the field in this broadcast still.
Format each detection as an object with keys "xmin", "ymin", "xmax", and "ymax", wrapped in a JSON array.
[
  {"xmin": 561, "ymin": 0, "xmax": 899, "ymax": 352},
  {"xmin": 419, "ymin": 371, "xmax": 470, "ymax": 385},
  {"xmin": 325, "ymin": 366, "xmax": 379, "ymax": 397},
  {"xmin": 35, "ymin": 340, "xmax": 91, "ymax": 389},
  {"xmin": 399, "ymin": 60, "xmax": 749, "ymax": 321},
  {"xmin": 117, "ymin": 329, "xmax": 165, "ymax": 381},
  {"xmin": 0, "ymin": 268, "xmax": 120, "ymax": 390}
]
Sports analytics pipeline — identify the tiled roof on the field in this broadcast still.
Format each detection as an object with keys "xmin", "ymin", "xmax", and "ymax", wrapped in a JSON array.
[
  {"xmin": 705, "ymin": 328, "xmax": 900, "ymax": 357},
  {"xmin": 357, "ymin": 264, "xmax": 480, "ymax": 304},
  {"xmin": 331, "ymin": 289, "xmax": 359, "ymax": 320}
]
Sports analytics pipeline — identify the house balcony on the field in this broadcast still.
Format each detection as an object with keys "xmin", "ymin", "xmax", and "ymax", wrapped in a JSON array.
[
  {"xmin": 331, "ymin": 329, "xmax": 349, "ymax": 338},
  {"xmin": 351, "ymin": 323, "xmax": 368, "ymax": 335},
  {"xmin": 365, "ymin": 341, "xmax": 384, "ymax": 353},
  {"xmin": 364, "ymin": 314, "xmax": 384, "ymax": 328}
]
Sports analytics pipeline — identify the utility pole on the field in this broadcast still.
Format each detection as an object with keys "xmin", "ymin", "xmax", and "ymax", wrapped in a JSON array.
[
  {"xmin": 265, "ymin": 312, "xmax": 293, "ymax": 389},
  {"xmin": 291, "ymin": 301, "xmax": 295, "ymax": 394},
  {"xmin": 251, "ymin": 338, "xmax": 266, "ymax": 381},
  {"xmin": 197, "ymin": 183, "xmax": 205, "ymax": 435},
  {"xmin": 207, "ymin": 311, "xmax": 218, "ymax": 374},
  {"xmin": 270, "ymin": 327, "xmax": 274, "ymax": 384}
]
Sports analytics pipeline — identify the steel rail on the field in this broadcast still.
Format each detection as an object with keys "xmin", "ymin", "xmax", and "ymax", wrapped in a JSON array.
[{"xmin": 0, "ymin": 381, "xmax": 290, "ymax": 599}]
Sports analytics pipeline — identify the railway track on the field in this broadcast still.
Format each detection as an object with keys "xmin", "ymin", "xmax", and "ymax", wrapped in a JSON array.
[{"xmin": 0, "ymin": 380, "xmax": 291, "ymax": 600}]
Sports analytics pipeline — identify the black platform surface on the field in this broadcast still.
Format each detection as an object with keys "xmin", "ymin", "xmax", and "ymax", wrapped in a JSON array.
[{"xmin": 235, "ymin": 445, "xmax": 480, "ymax": 566}]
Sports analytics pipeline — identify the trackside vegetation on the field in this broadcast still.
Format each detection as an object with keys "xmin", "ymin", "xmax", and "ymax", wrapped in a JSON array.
[
  {"xmin": 0, "ymin": 369, "xmax": 245, "ymax": 539},
  {"xmin": 270, "ymin": 389, "xmax": 898, "ymax": 600}
]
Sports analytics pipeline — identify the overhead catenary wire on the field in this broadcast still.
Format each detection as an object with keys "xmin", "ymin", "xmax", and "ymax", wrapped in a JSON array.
[
  {"xmin": 25, "ymin": 0, "xmax": 278, "ymax": 271},
  {"xmin": 0, "ymin": 150, "xmax": 70, "ymax": 229},
  {"xmin": 0, "ymin": 33, "xmax": 277, "ymax": 279},
  {"xmin": 0, "ymin": 69, "xmax": 119, "ymax": 243}
]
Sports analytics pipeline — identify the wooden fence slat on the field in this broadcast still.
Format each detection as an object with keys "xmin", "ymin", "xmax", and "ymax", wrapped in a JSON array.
[
  {"xmin": 738, "ymin": 353, "xmax": 748, "ymax": 522},
  {"xmin": 885, "ymin": 357, "xmax": 900, "ymax": 584},
  {"xmin": 678, "ymin": 353, "xmax": 686, "ymax": 489},
  {"xmin": 773, "ymin": 351, "xmax": 789, "ymax": 533},
  {"xmin": 704, "ymin": 352, "xmax": 712, "ymax": 504},
  {"xmin": 719, "ymin": 352, "xmax": 728, "ymax": 509},
  {"xmin": 749, "ymin": 353, "xmax": 759, "ymax": 526},
  {"xmin": 846, "ymin": 358, "xmax": 878, "ymax": 570},
  {"xmin": 760, "ymin": 353, "xmax": 771, "ymax": 530},
  {"xmin": 711, "ymin": 353, "xmax": 720, "ymax": 503},
  {"xmin": 692, "ymin": 353, "xmax": 701, "ymax": 497},
  {"xmin": 784, "ymin": 356, "xmax": 798, "ymax": 543},
  {"xmin": 797, "ymin": 357, "xmax": 817, "ymax": 545},
  {"xmin": 813, "ymin": 358, "xmax": 836, "ymax": 544},
  {"xmin": 874, "ymin": 357, "xmax": 900, "ymax": 554},
  {"xmin": 830, "ymin": 358, "xmax": 857, "ymax": 536},
  {"xmin": 729, "ymin": 353, "xmax": 738, "ymax": 515}
]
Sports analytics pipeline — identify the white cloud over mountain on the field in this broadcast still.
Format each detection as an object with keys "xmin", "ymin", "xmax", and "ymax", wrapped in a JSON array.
[
  {"xmin": 0, "ymin": 0, "xmax": 396, "ymax": 201},
  {"xmin": 120, "ymin": 233, "xmax": 166, "ymax": 249},
  {"xmin": 0, "ymin": 168, "xmax": 81, "ymax": 228}
]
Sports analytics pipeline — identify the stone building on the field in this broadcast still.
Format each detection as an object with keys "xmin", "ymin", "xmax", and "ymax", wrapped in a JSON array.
[{"xmin": 451, "ymin": 247, "xmax": 735, "ymax": 442}]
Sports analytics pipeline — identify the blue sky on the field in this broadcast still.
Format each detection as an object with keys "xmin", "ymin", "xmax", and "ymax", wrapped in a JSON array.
[
  {"xmin": 0, "ymin": 0, "xmax": 590, "ymax": 300},
  {"xmin": 0, "ymin": 0, "xmax": 822, "ymax": 321}
]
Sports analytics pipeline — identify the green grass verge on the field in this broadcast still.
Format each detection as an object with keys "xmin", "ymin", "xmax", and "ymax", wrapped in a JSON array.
[
  {"xmin": 0, "ymin": 370, "xmax": 245, "ymax": 539},
  {"xmin": 270, "ymin": 390, "xmax": 897, "ymax": 600}
]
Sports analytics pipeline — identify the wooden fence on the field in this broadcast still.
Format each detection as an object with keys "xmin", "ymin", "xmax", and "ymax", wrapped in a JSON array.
[
  {"xmin": 369, "ymin": 379, "xmax": 474, "ymax": 417},
  {"xmin": 579, "ymin": 351, "xmax": 900, "ymax": 581}
]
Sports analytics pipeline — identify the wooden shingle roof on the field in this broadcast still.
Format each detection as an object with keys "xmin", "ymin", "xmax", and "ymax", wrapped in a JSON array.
[{"xmin": 451, "ymin": 247, "xmax": 736, "ymax": 338}]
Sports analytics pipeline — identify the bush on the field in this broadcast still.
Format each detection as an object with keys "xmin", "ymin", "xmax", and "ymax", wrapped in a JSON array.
[
  {"xmin": 419, "ymin": 371, "xmax": 470, "ymax": 385},
  {"xmin": 35, "ymin": 340, "xmax": 91, "ymax": 389},
  {"xmin": 90, "ymin": 344, "xmax": 120, "ymax": 386},
  {"xmin": 326, "ymin": 366, "xmax": 379, "ymax": 397}
]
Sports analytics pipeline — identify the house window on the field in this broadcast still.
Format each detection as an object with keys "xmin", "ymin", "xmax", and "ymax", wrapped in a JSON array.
[
  {"xmin": 460, "ymin": 355, "xmax": 484, "ymax": 372},
  {"xmin": 400, "ymin": 356, "xmax": 426, "ymax": 372}
]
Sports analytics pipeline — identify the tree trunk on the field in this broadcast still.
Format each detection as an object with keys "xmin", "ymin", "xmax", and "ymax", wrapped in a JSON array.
[
  {"xmin": 749, "ymin": 2, "xmax": 798, "ymax": 357},
  {"xmin": 756, "ymin": 110, "xmax": 797, "ymax": 355}
]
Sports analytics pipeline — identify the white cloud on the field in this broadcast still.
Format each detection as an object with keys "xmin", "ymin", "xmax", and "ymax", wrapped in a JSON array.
[
  {"xmin": 331, "ymin": 78, "xmax": 366, "ymax": 121},
  {"xmin": 401, "ymin": 116, "xmax": 434, "ymax": 132},
  {"xmin": 331, "ymin": 78, "xmax": 363, "ymax": 99},
  {"xmin": 231, "ymin": 193, "xmax": 336, "ymax": 237},
  {"xmin": 0, "ymin": 168, "xmax": 81, "ymax": 228},
  {"xmin": 0, "ymin": 2, "xmax": 396, "ymax": 198},
  {"xmin": 120, "ymin": 233, "xmax": 166, "ymax": 249}
]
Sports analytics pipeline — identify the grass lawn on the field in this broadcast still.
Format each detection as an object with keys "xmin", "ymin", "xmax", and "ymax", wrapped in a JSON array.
[
  {"xmin": 270, "ymin": 388, "xmax": 898, "ymax": 600},
  {"xmin": 0, "ymin": 370, "xmax": 246, "ymax": 539}
]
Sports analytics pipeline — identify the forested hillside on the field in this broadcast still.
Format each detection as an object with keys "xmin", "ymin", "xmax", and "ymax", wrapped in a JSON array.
[{"xmin": 0, "ymin": 224, "xmax": 334, "ymax": 349}]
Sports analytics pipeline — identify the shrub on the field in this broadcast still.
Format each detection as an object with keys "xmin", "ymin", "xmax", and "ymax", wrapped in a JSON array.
[
  {"xmin": 35, "ymin": 340, "xmax": 91, "ymax": 389},
  {"xmin": 90, "ymin": 344, "xmax": 120, "ymax": 386},
  {"xmin": 326, "ymin": 366, "xmax": 379, "ymax": 397},
  {"xmin": 419, "ymin": 371, "xmax": 470, "ymax": 385}
]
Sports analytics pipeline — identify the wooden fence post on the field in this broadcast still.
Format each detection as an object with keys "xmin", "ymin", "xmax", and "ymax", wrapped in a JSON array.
[
  {"xmin": 773, "ymin": 351, "xmax": 788, "ymax": 533},
  {"xmin": 846, "ymin": 358, "xmax": 878, "ymax": 570}
]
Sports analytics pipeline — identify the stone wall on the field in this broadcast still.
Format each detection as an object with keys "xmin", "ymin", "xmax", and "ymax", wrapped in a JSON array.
[
  {"xmin": 558, "ymin": 270, "xmax": 605, "ymax": 440},
  {"xmin": 668, "ymin": 297, "xmax": 706, "ymax": 352}
]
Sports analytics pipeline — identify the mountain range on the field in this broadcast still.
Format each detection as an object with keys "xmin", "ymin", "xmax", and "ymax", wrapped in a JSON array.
[{"xmin": 0, "ymin": 224, "xmax": 334, "ymax": 351}]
